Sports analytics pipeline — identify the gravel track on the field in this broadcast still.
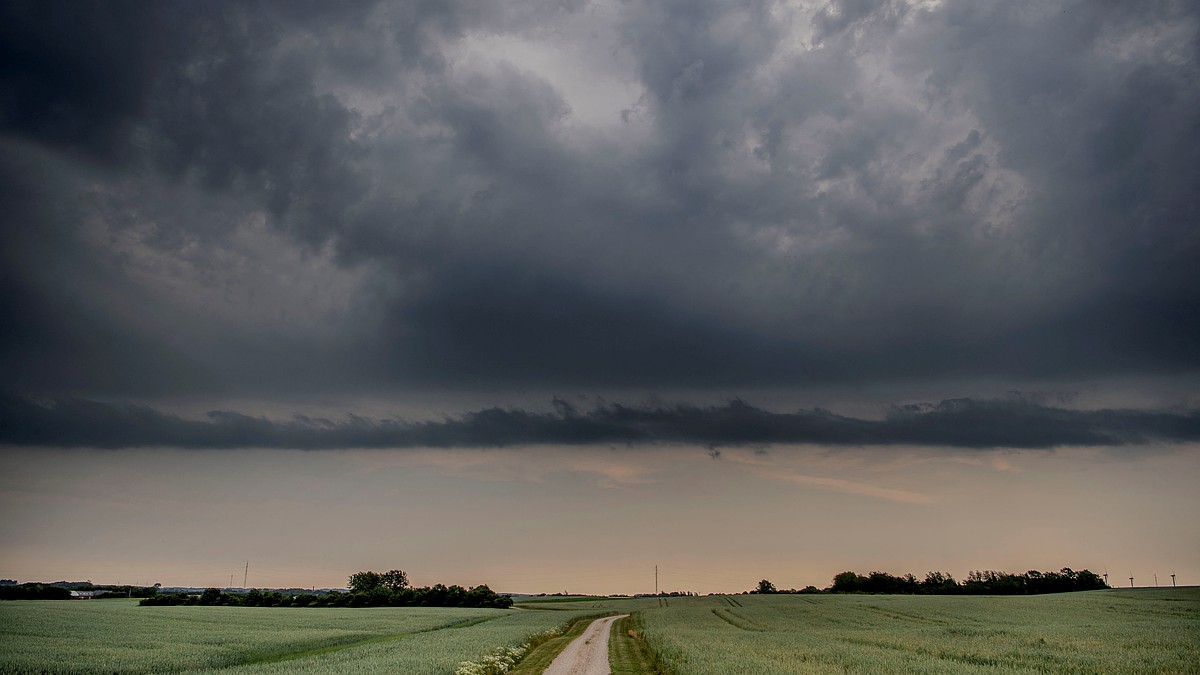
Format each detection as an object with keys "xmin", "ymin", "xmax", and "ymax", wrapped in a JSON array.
[{"xmin": 542, "ymin": 614, "xmax": 628, "ymax": 675}]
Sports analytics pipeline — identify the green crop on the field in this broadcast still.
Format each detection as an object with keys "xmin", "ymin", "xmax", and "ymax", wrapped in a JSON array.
[
  {"xmin": 211, "ymin": 608, "xmax": 605, "ymax": 675},
  {"xmin": 0, "ymin": 600, "xmax": 600, "ymax": 674},
  {"xmin": 632, "ymin": 589, "xmax": 1200, "ymax": 674},
  {"xmin": 5, "ymin": 589, "xmax": 1196, "ymax": 673}
]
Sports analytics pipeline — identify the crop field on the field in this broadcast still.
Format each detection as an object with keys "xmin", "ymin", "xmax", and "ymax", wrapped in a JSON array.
[
  {"xmin": 0, "ymin": 600, "xmax": 604, "ymax": 674},
  {"xmin": 2, "ymin": 589, "xmax": 1197, "ymax": 673},
  {"xmin": 630, "ymin": 589, "xmax": 1200, "ymax": 674}
]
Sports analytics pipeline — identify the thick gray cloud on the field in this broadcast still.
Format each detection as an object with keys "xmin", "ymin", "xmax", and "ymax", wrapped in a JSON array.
[
  {"xmin": 3, "ymin": 393, "xmax": 1198, "ymax": 450},
  {"xmin": 1, "ymin": 0, "xmax": 1197, "ymax": 401}
]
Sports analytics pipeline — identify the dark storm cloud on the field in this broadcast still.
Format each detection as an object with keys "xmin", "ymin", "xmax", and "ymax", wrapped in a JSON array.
[
  {"xmin": 3, "ymin": 393, "xmax": 1198, "ymax": 450},
  {"xmin": 1, "ymin": 0, "xmax": 1198, "ymax": 397},
  {"xmin": 1, "ymin": 1, "xmax": 174, "ymax": 162}
]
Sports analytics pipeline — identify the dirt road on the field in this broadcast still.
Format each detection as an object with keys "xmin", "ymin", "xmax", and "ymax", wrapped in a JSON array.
[{"xmin": 542, "ymin": 614, "xmax": 629, "ymax": 675}]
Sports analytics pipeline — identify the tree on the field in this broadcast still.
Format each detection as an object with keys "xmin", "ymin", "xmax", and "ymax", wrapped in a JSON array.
[
  {"xmin": 348, "ymin": 571, "xmax": 381, "ymax": 593},
  {"xmin": 381, "ymin": 569, "xmax": 409, "ymax": 591},
  {"xmin": 756, "ymin": 579, "xmax": 777, "ymax": 594},
  {"xmin": 921, "ymin": 571, "xmax": 957, "ymax": 594},
  {"xmin": 831, "ymin": 571, "xmax": 865, "ymax": 593},
  {"xmin": 1073, "ymin": 569, "xmax": 1107, "ymax": 591}
]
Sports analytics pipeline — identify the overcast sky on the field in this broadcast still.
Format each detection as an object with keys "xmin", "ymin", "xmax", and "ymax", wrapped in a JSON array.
[{"xmin": 2, "ymin": 0, "xmax": 1197, "ymax": 593}]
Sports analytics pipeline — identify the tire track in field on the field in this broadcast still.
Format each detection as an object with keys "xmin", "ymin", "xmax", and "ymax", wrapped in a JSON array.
[
  {"xmin": 710, "ymin": 608, "xmax": 767, "ymax": 631},
  {"xmin": 863, "ymin": 605, "xmax": 951, "ymax": 625},
  {"xmin": 215, "ymin": 613, "xmax": 507, "ymax": 669}
]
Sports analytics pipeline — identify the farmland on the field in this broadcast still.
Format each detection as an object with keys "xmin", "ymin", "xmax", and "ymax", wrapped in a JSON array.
[
  {"xmin": 632, "ymin": 588, "xmax": 1200, "ymax": 674},
  {"xmin": 0, "ymin": 600, "xmax": 605, "ymax": 674},
  {"xmin": 1, "ymin": 589, "xmax": 1197, "ymax": 673}
]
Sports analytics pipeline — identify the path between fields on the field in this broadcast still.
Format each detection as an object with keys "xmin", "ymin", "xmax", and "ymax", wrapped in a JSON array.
[{"xmin": 543, "ymin": 614, "xmax": 628, "ymax": 675}]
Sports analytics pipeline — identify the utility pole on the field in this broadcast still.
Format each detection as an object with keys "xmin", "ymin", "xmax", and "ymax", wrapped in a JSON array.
[{"xmin": 243, "ymin": 561, "xmax": 249, "ymax": 589}]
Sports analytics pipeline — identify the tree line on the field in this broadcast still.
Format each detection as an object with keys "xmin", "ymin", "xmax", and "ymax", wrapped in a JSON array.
[
  {"xmin": 752, "ymin": 568, "xmax": 1108, "ymax": 595},
  {"xmin": 1, "ymin": 582, "xmax": 160, "ymax": 600},
  {"xmin": 141, "ymin": 569, "xmax": 512, "ymax": 609}
]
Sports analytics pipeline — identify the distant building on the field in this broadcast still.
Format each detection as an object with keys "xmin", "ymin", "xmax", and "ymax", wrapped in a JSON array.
[{"xmin": 68, "ymin": 590, "xmax": 96, "ymax": 599}]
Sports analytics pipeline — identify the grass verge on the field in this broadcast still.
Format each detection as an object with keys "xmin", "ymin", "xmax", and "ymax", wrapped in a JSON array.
[
  {"xmin": 610, "ymin": 614, "xmax": 670, "ymax": 674},
  {"xmin": 508, "ymin": 613, "xmax": 613, "ymax": 674}
]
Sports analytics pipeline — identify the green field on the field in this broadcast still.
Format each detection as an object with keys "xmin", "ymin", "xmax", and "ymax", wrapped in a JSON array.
[
  {"xmin": 0, "ymin": 600, "xmax": 603, "ymax": 674},
  {"xmin": 631, "ymin": 589, "xmax": 1200, "ymax": 674},
  {"xmin": 2, "ymin": 589, "xmax": 1197, "ymax": 673}
]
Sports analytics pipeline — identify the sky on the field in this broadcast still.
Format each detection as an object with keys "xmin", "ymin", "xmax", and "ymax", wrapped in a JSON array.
[{"xmin": 1, "ymin": 0, "xmax": 1198, "ymax": 594}]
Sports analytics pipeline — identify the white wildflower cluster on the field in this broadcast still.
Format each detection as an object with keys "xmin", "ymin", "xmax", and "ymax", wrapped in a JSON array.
[
  {"xmin": 454, "ymin": 644, "xmax": 526, "ymax": 675},
  {"xmin": 493, "ymin": 646, "xmax": 525, "ymax": 667},
  {"xmin": 454, "ymin": 627, "xmax": 564, "ymax": 675}
]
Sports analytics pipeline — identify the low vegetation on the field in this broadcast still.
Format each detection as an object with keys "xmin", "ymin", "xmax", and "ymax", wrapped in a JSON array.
[
  {"xmin": 634, "ymin": 589, "xmax": 1200, "ymax": 674},
  {"xmin": 826, "ymin": 567, "xmax": 1109, "ymax": 595},
  {"xmin": 0, "ymin": 582, "xmax": 159, "ymax": 600},
  {"xmin": 0, "ymin": 600, "xmax": 600, "ymax": 674},
  {"xmin": 141, "ymin": 584, "xmax": 510, "ymax": 609},
  {"xmin": 748, "ymin": 568, "xmax": 1109, "ymax": 596},
  {"xmin": 609, "ymin": 614, "xmax": 667, "ymax": 674},
  {"xmin": 140, "ymin": 569, "xmax": 512, "ymax": 609},
  {"xmin": 4, "ymin": 582, "xmax": 1195, "ymax": 673}
]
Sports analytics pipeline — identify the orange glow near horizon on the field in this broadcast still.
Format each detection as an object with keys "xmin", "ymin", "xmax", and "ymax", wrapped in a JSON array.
[{"xmin": 1, "ymin": 444, "xmax": 1197, "ymax": 595}]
